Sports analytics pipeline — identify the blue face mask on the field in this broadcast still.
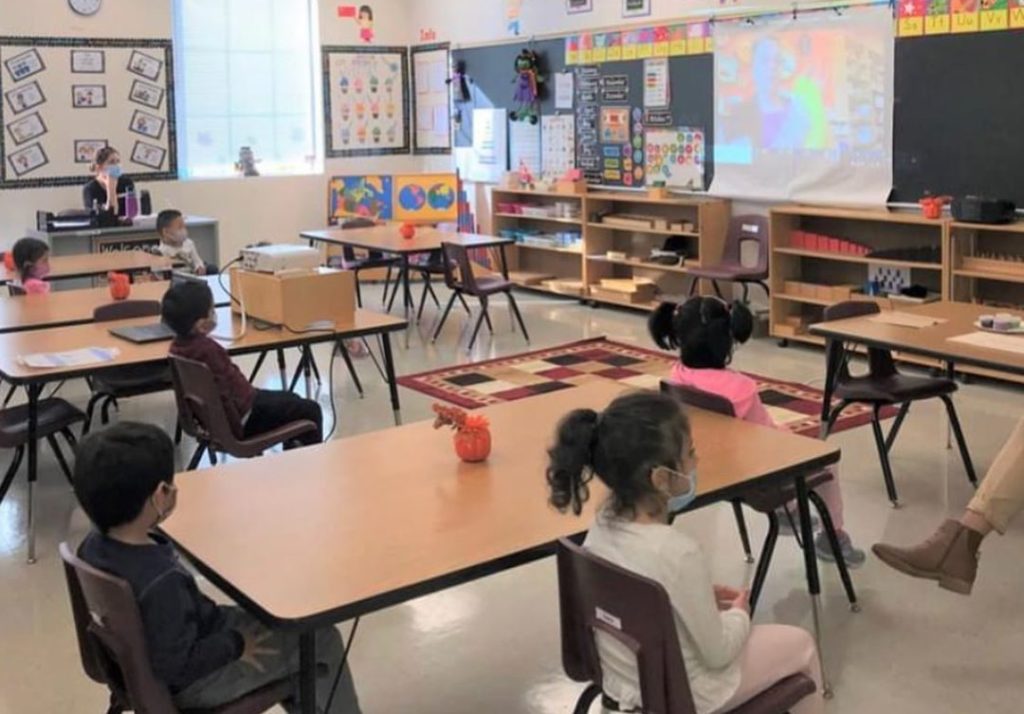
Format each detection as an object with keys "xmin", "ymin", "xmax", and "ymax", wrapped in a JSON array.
[
  {"xmin": 665, "ymin": 467, "xmax": 698, "ymax": 514},
  {"xmin": 105, "ymin": 165, "xmax": 123, "ymax": 180}
]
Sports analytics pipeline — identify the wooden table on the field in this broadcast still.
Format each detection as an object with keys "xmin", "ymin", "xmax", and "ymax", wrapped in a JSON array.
[
  {"xmin": 161, "ymin": 382, "xmax": 840, "ymax": 711},
  {"xmin": 0, "ymin": 251, "xmax": 175, "ymax": 285},
  {"xmin": 0, "ymin": 276, "xmax": 230, "ymax": 333},
  {"xmin": 0, "ymin": 306, "xmax": 407, "ymax": 563},
  {"xmin": 301, "ymin": 226, "xmax": 514, "ymax": 333}
]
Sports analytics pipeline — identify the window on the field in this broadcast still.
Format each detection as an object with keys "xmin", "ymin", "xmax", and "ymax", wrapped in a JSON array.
[{"xmin": 173, "ymin": 0, "xmax": 320, "ymax": 178}]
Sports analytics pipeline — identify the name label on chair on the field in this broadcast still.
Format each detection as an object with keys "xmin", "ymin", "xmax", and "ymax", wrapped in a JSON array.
[
  {"xmin": 742, "ymin": 224, "xmax": 760, "ymax": 233},
  {"xmin": 595, "ymin": 607, "xmax": 622, "ymax": 630}
]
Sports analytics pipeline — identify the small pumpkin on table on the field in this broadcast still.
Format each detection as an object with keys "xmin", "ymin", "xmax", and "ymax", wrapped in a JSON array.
[{"xmin": 432, "ymin": 403, "xmax": 492, "ymax": 463}]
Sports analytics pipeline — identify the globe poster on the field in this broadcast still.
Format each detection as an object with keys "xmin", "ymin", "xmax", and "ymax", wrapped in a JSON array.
[{"xmin": 393, "ymin": 173, "xmax": 459, "ymax": 222}]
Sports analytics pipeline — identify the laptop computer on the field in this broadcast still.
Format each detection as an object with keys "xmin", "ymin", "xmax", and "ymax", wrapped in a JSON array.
[{"xmin": 109, "ymin": 322, "xmax": 176, "ymax": 344}]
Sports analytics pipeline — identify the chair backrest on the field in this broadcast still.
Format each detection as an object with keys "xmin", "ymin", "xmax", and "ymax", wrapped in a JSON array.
[
  {"xmin": 441, "ymin": 242, "xmax": 478, "ymax": 293},
  {"xmin": 59, "ymin": 542, "xmax": 179, "ymax": 714},
  {"xmin": 822, "ymin": 300, "xmax": 897, "ymax": 379},
  {"xmin": 557, "ymin": 538, "xmax": 697, "ymax": 714},
  {"xmin": 93, "ymin": 299, "xmax": 162, "ymax": 323},
  {"xmin": 7, "ymin": 283, "xmax": 26, "ymax": 297},
  {"xmin": 169, "ymin": 354, "xmax": 245, "ymax": 451},
  {"xmin": 722, "ymin": 215, "xmax": 770, "ymax": 275},
  {"xmin": 660, "ymin": 380, "xmax": 737, "ymax": 418},
  {"xmin": 340, "ymin": 217, "xmax": 380, "ymax": 261}
]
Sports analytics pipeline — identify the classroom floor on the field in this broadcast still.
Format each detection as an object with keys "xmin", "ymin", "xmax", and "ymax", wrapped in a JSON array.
[{"xmin": 3, "ymin": 287, "xmax": 1024, "ymax": 714}]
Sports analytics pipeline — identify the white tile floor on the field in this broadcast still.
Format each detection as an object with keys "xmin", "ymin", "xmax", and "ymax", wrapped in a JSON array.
[{"xmin": 3, "ymin": 288, "xmax": 1024, "ymax": 713}]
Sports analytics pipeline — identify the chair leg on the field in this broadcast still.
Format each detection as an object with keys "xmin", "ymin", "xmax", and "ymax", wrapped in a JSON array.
[
  {"xmin": 354, "ymin": 272, "xmax": 364, "ymax": 308},
  {"xmin": 187, "ymin": 444, "xmax": 207, "ymax": 471},
  {"xmin": 60, "ymin": 427, "xmax": 78, "ymax": 451},
  {"xmin": 870, "ymin": 405, "xmax": 900, "ymax": 507},
  {"xmin": 808, "ymin": 489, "xmax": 859, "ymax": 612},
  {"xmin": 100, "ymin": 396, "xmax": 118, "ymax": 425},
  {"xmin": 711, "ymin": 280, "xmax": 725, "ymax": 299},
  {"xmin": 248, "ymin": 350, "xmax": 268, "ymax": 383},
  {"xmin": 0, "ymin": 446, "xmax": 25, "ymax": 507},
  {"xmin": 572, "ymin": 683, "xmax": 601, "ymax": 714},
  {"xmin": 749, "ymin": 510, "xmax": 780, "ymax": 615},
  {"xmin": 386, "ymin": 266, "xmax": 404, "ymax": 313},
  {"xmin": 940, "ymin": 395, "xmax": 978, "ymax": 487},
  {"xmin": 336, "ymin": 341, "xmax": 365, "ymax": 398},
  {"xmin": 756, "ymin": 281, "xmax": 770, "ymax": 299},
  {"xmin": 209, "ymin": 450, "xmax": 218, "ymax": 466},
  {"xmin": 740, "ymin": 282, "xmax": 750, "ymax": 303},
  {"xmin": 467, "ymin": 299, "xmax": 489, "ymax": 351},
  {"xmin": 432, "ymin": 292, "xmax": 459, "ymax": 343},
  {"xmin": 821, "ymin": 400, "xmax": 849, "ymax": 440},
  {"xmin": 47, "ymin": 434, "xmax": 74, "ymax": 487},
  {"xmin": 381, "ymin": 265, "xmax": 394, "ymax": 308},
  {"xmin": 507, "ymin": 291, "xmax": 530, "ymax": 343},
  {"xmin": 884, "ymin": 402, "xmax": 911, "ymax": 453},
  {"xmin": 688, "ymin": 278, "xmax": 699, "ymax": 296},
  {"xmin": 457, "ymin": 292, "xmax": 472, "ymax": 314},
  {"xmin": 174, "ymin": 420, "xmax": 184, "ymax": 445},
  {"xmin": 276, "ymin": 349, "xmax": 287, "ymax": 388},
  {"xmin": 482, "ymin": 305, "xmax": 494, "ymax": 334},
  {"xmin": 2, "ymin": 382, "xmax": 16, "ymax": 407},
  {"xmin": 417, "ymin": 275, "xmax": 431, "ymax": 323},
  {"xmin": 731, "ymin": 501, "xmax": 754, "ymax": 563},
  {"xmin": 83, "ymin": 392, "xmax": 106, "ymax": 434}
]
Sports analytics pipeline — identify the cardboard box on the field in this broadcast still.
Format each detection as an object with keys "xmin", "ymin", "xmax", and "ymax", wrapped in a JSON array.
[
  {"xmin": 543, "ymin": 279, "xmax": 585, "ymax": 295},
  {"xmin": 774, "ymin": 323, "xmax": 803, "ymax": 337},
  {"xmin": 593, "ymin": 278, "xmax": 658, "ymax": 304},
  {"xmin": 783, "ymin": 280, "xmax": 803, "ymax": 295},
  {"xmin": 556, "ymin": 179, "xmax": 587, "ymax": 195},
  {"xmin": 231, "ymin": 267, "xmax": 355, "ymax": 331}
]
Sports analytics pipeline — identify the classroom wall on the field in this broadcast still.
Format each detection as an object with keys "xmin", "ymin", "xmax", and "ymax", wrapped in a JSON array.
[{"xmin": 0, "ymin": 0, "xmax": 419, "ymax": 259}]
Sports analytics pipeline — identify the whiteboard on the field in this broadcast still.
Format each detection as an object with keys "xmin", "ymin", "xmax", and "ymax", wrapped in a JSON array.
[{"xmin": 0, "ymin": 37, "xmax": 176, "ymax": 189}]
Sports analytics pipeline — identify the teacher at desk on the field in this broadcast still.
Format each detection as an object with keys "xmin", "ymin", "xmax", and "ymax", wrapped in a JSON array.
[{"xmin": 82, "ymin": 146, "xmax": 135, "ymax": 215}]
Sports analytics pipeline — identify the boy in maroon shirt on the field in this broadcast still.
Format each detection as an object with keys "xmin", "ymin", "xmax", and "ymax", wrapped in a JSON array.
[{"xmin": 161, "ymin": 281, "xmax": 322, "ymax": 448}]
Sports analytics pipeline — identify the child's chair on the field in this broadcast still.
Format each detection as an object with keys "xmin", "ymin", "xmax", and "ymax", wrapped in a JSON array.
[
  {"xmin": 686, "ymin": 215, "xmax": 769, "ymax": 303},
  {"xmin": 556, "ymin": 537, "xmax": 818, "ymax": 714},
  {"xmin": 60, "ymin": 542, "xmax": 291, "ymax": 714}
]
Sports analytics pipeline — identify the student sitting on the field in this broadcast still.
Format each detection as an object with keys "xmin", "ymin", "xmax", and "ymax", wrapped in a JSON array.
[
  {"xmin": 547, "ymin": 391, "xmax": 823, "ymax": 714},
  {"xmin": 156, "ymin": 209, "xmax": 216, "ymax": 275},
  {"xmin": 74, "ymin": 422, "xmax": 361, "ymax": 712},
  {"xmin": 650, "ymin": 296, "xmax": 864, "ymax": 566},
  {"xmin": 161, "ymin": 280, "xmax": 323, "ymax": 448},
  {"xmin": 11, "ymin": 237, "xmax": 51, "ymax": 295}
]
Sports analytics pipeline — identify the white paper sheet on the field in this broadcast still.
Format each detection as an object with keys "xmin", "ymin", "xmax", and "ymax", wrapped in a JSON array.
[
  {"xmin": 868, "ymin": 312, "xmax": 946, "ymax": 329},
  {"xmin": 948, "ymin": 332, "xmax": 1024, "ymax": 355},
  {"xmin": 469, "ymin": 108, "xmax": 508, "ymax": 183},
  {"xmin": 541, "ymin": 114, "xmax": 576, "ymax": 177},
  {"xmin": 555, "ymin": 72, "xmax": 575, "ymax": 110},
  {"xmin": 20, "ymin": 346, "xmax": 120, "ymax": 369},
  {"xmin": 643, "ymin": 58, "xmax": 670, "ymax": 108},
  {"xmin": 509, "ymin": 118, "xmax": 542, "ymax": 176}
]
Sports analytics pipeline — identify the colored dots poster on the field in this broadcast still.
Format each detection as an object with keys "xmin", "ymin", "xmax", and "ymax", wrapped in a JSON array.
[{"xmin": 645, "ymin": 127, "xmax": 705, "ymax": 190}]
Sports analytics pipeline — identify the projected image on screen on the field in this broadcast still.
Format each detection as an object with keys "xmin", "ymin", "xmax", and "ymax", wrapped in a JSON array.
[{"xmin": 711, "ymin": 6, "xmax": 893, "ymax": 204}]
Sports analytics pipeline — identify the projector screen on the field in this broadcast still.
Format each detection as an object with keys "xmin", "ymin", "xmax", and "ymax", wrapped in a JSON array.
[{"xmin": 710, "ymin": 6, "xmax": 894, "ymax": 205}]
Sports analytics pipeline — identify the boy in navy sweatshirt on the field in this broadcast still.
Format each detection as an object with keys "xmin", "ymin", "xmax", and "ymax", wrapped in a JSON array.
[{"xmin": 74, "ymin": 422, "xmax": 360, "ymax": 712}]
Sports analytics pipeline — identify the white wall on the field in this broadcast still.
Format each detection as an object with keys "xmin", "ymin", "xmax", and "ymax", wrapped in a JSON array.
[{"xmin": 0, "ymin": 0, "xmax": 419, "ymax": 259}]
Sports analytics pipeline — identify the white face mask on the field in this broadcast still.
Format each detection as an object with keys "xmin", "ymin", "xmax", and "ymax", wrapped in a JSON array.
[
  {"xmin": 658, "ymin": 466, "xmax": 698, "ymax": 514},
  {"xmin": 170, "ymin": 229, "xmax": 188, "ymax": 245}
]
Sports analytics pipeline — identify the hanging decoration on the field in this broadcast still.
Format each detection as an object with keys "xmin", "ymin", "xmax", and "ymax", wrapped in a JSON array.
[{"xmin": 509, "ymin": 48, "xmax": 545, "ymax": 124}]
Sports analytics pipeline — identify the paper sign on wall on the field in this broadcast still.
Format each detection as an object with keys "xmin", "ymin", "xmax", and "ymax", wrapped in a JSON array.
[
  {"xmin": 509, "ymin": 118, "xmax": 541, "ymax": 176},
  {"xmin": 469, "ymin": 108, "xmax": 508, "ymax": 183},
  {"xmin": 645, "ymin": 127, "xmax": 704, "ymax": 189},
  {"xmin": 601, "ymin": 107, "xmax": 630, "ymax": 143},
  {"xmin": 643, "ymin": 57, "xmax": 670, "ymax": 108},
  {"xmin": 555, "ymin": 72, "xmax": 575, "ymax": 110},
  {"xmin": 541, "ymin": 114, "xmax": 576, "ymax": 176}
]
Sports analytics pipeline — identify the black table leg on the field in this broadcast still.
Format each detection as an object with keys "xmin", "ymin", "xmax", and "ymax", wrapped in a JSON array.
[
  {"xmin": 26, "ymin": 383, "xmax": 41, "ymax": 565},
  {"xmin": 795, "ymin": 473, "xmax": 831, "ymax": 697},
  {"xmin": 819, "ymin": 338, "xmax": 838, "ymax": 438},
  {"xmin": 498, "ymin": 244, "xmax": 511, "ymax": 280},
  {"xmin": 402, "ymin": 256, "xmax": 412, "ymax": 348},
  {"xmin": 381, "ymin": 332, "xmax": 401, "ymax": 425},
  {"xmin": 298, "ymin": 631, "xmax": 316, "ymax": 714}
]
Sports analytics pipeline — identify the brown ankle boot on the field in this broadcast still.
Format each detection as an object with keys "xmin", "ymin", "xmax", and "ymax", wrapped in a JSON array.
[{"xmin": 872, "ymin": 520, "xmax": 983, "ymax": 595}]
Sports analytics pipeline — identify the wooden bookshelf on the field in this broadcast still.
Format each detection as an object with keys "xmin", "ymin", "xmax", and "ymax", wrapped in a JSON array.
[{"xmin": 491, "ymin": 186, "xmax": 730, "ymax": 312}]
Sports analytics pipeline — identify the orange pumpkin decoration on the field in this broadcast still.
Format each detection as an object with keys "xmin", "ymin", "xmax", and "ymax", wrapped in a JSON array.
[
  {"xmin": 108, "ymin": 272, "xmax": 131, "ymax": 300},
  {"xmin": 399, "ymin": 222, "xmax": 416, "ymax": 240},
  {"xmin": 454, "ymin": 427, "xmax": 491, "ymax": 463},
  {"xmin": 2, "ymin": 252, "xmax": 14, "ymax": 271}
]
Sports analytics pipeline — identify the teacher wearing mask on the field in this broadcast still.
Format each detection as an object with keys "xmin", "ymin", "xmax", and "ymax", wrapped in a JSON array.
[{"xmin": 82, "ymin": 146, "xmax": 135, "ymax": 215}]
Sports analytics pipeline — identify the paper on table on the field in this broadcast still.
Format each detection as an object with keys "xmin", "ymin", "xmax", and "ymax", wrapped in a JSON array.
[
  {"xmin": 948, "ymin": 332, "xmax": 1024, "ymax": 355},
  {"xmin": 868, "ymin": 312, "xmax": 946, "ymax": 329},
  {"xmin": 19, "ymin": 346, "xmax": 120, "ymax": 369}
]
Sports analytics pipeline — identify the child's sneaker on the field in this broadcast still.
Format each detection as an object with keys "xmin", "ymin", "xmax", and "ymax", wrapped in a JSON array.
[
  {"xmin": 775, "ymin": 506, "xmax": 820, "ymax": 536},
  {"xmin": 815, "ymin": 530, "xmax": 866, "ymax": 568}
]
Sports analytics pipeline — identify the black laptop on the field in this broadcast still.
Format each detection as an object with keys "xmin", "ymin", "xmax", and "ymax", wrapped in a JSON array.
[{"xmin": 109, "ymin": 322, "xmax": 176, "ymax": 344}]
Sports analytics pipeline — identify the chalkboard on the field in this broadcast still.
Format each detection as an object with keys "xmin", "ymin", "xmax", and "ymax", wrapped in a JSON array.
[
  {"xmin": 452, "ymin": 40, "xmax": 714, "ymax": 187},
  {"xmin": 893, "ymin": 32, "xmax": 1024, "ymax": 206}
]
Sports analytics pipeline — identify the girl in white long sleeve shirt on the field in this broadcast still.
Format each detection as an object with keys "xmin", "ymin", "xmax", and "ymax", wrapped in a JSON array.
[{"xmin": 546, "ymin": 391, "xmax": 823, "ymax": 714}]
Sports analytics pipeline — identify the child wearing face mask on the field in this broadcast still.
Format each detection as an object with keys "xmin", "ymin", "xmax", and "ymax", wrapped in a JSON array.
[
  {"xmin": 156, "ymin": 209, "xmax": 214, "ymax": 275},
  {"xmin": 74, "ymin": 422, "xmax": 361, "ymax": 712},
  {"xmin": 547, "ymin": 391, "xmax": 823, "ymax": 714},
  {"xmin": 12, "ymin": 236, "xmax": 51, "ymax": 294},
  {"xmin": 162, "ymin": 280, "xmax": 323, "ymax": 449}
]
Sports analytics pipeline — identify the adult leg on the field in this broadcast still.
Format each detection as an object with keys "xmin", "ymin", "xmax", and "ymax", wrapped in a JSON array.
[
  {"xmin": 243, "ymin": 389, "xmax": 324, "ymax": 448},
  {"xmin": 714, "ymin": 624, "xmax": 823, "ymax": 714}
]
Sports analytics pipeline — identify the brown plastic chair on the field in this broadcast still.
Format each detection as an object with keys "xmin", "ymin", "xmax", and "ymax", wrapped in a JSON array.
[
  {"xmin": 333, "ymin": 217, "xmax": 398, "ymax": 308},
  {"xmin": 386, "ymin": 249, "xmax": 470, "ymax": 323},
  {"xmin": 687, "ymin": 215, "xmax": 770, "ymax": 303},
  {"xmin": 169, "ymin": 355, "xmax": 318, "ymax": 470},
  {"xmin": 7, "ymin": 282, "xmax": 26, "ymax": 296},
  {"xmin": 85, "ymin": 300, "xmax": 174, "ymax": 432},
  {"xmin": 556, "ymin": 538, "xmax": 817, "ymax": 714},
  {"xmin": 660, "ymin": 380, "xmax": 857, "ymax": 613},
  {"xmin": 433, "ymin": 242, "xmax": 529, "ymax": 350},
  {"xmin": 59, "ymin": 542, "xmax": 291, "ymax": 714},
  {"xmin": 822, "ymin": 300, "xmax": 976, "ymax": 506},
  {"xmin": 0, "ymin": 399, "xmax": 84, "ymax": 512}
]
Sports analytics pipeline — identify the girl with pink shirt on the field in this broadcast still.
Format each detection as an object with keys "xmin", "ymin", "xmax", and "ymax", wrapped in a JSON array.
[
  {"xmin": 649, "ymin": 296, "xmax": 864, "ymax": 566},
  {"xmin": 12, "ymin": 237, "xmax": 51, "ymax": 295}
]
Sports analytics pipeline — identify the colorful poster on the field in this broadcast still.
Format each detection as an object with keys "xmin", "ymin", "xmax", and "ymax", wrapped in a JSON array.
[
  {"xmin": 393, "ymin": 173, "xmax": 459, "ymax": 222},
  {"xmin": 606, "ymin": 32, "xmax": 623, "ymax": 61},
  {"xmin": 637, "ymin": 28, "xmax": 655, "ymax": 58},
  {"xmin": 670, "ymin": 25, "xmax": 689, "ymax": 55},
  {"xmin": 654, "ymin": 26, "xmax": 671, "ymax": 56},
  {"xmin": 898, "ymin": 0, "xmax": 926, "ymax": 35},
  {"xmin": 980, "ymin": 0, "xmax": 1009, "ymax": 30},
  {"xmin": 645, "ymin": 127, "xmax": 705, "ymax": 190},
  {"xmin": 926, "ymin": 0, "xmax": 952, "ymax": 33},
  {"xmin": 565, "ymin": 36, "xmax": 579, "ymax": 65},
  {"xmin": 324, "ymin": 46, "xmax": 409, "ymax": 158},
  {"xmin": 622, "ymin": 30, "xmax": 639, "ymax": 60},
  {"xmin": 328, "ymin": 175, "xmax": 394, "ymax": 222},
  {"xmin": 688, "ymin": 22, "xmax": 710, "ymax": 54},
  {"xmin": 1012, "ymin": 0, "xmax": 1024, "ymax": 27},
  {"xmin": 541, "ymin": 114, "xmax": 576, "ymax": 176},
  {"xmin": 593, "ymin": 33, "xmax": 608, "ymax": 63},
  {"xmin": 951, "ymin": 0, "xmax": 980, "ymax": 32},
  {"xmin": 601, "ymin": 106, "xmax": 630, "ymax": 143},
  {"xmin": 580, "ymin": 33, "xmax": 594, "ymax": 64}
]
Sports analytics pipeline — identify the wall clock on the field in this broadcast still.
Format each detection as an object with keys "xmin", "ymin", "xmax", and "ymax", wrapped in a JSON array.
[{"xmin": 69, "ymin": 0, "xmax": 102, "ymax": 16}]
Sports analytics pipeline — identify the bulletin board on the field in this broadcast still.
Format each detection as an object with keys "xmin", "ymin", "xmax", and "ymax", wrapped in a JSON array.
[
  {"xmin": 0, "ymin": 36, "xmax": 176, "ymax": 189},
  {"xmin": 322, "ymin": 45, "xmax": 411, "ymax": 158},
  {"xmin": 411, "ymin": 43, "xmax": 452, "ymax": 155}
]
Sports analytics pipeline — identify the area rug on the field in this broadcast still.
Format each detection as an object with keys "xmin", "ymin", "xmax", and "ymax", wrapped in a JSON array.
[{"xmin": 398, "ymin": 337, "xmax": 893, "ymax": 438}]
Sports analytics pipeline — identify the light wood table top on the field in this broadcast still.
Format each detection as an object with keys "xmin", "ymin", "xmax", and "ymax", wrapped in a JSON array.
[
  {"xmin": 810, "ymin": 301, "xmax": 1024, "ymax": 375},
  {"xmin": 0, "ymin": 306, "xmax": 406, "ymax": 384},
  {"xmin": 301, "ymin": 226, "xmax": 513, "ymax": 254},
  {"xmin": 161, "ymin": 382, "xmax": 839, "ymax": 627},
  {"xmin": 0, "ymin": 276, "xmax": 230, "ymax": 334},
  {"xmin": 0, "ymin": 251, "xmax": 175, "ymax": 284}
]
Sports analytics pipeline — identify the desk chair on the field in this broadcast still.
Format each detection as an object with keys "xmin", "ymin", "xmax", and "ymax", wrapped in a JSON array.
[
  {"xmin": 0, "ymin": 399, "xmax": 83, "ymax": 514},
  {"xmin": 822, "ymin": 301, "xmax": 977, "ymax": 507},
  {"xmin": 60, "ymin": 543, "xmax": 291, "ymax": 714},
  {"xmin": 84, "ymin": 300, "xmax": 174, "ymax": 433},
  {"xmin": 660, "ymin": 381, "xmax": 857, "ymax": 613},
  {"xmin": 170, "ymin": 355, "xmax": 319, "ymax": 470},
  {"xmin": 334, "ymin": 217, "xmax": 399, "ymax": 309},
  {"xmin": 7, "ymin": 283, "xmax": 26, "ymax": 297},
  {"xmin": 432, "ymin": 242, "xmax": 529, "ymax": 351},
  {"xmin": 387, "ymin": 249, "xmax": 470, "ymax": 323},
  {"xmin": 556, "ymin": 538, "xmax": 818, "ymax": 714},
  {"xmin": 687, "ymin": 215, "xmax": 769, "ymax": 303}
]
